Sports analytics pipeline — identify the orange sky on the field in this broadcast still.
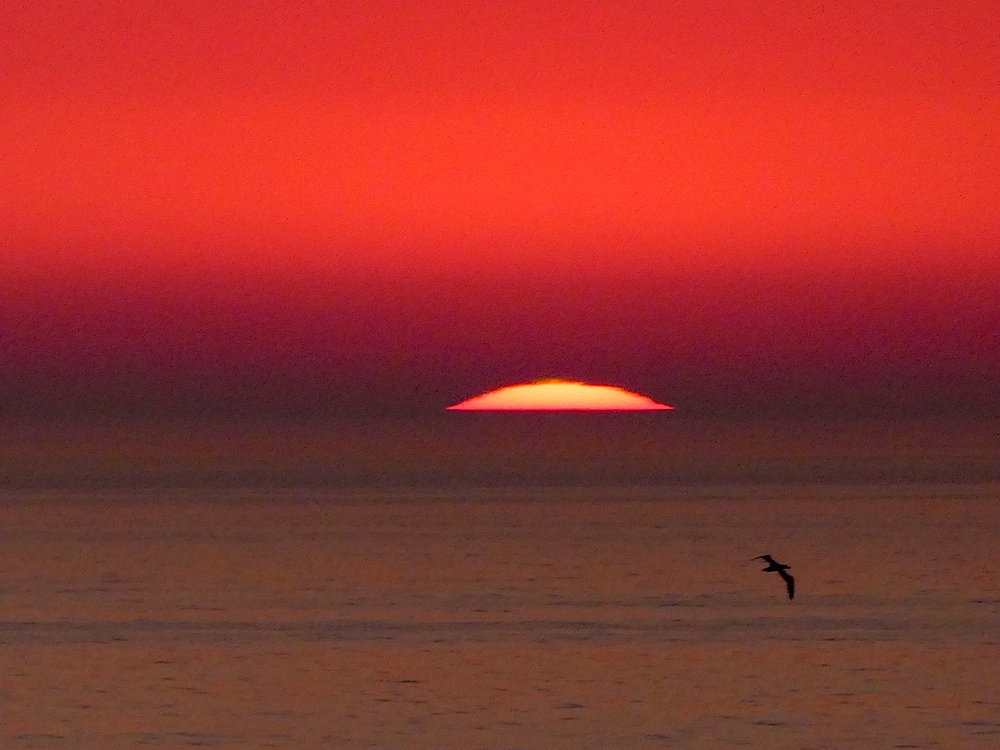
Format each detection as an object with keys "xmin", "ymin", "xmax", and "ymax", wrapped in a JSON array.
[
  {"xmin": 5, "ymin": 0, "xmax": 999, "ymax": 264},
  {"xmin": 2, "ymin": 0, "xmax": 1000, "ymax": 416}
]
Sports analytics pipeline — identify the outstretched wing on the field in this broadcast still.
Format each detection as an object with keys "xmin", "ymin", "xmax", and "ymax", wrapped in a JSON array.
[{"xmin": 778, "ymin": 569, "xmax": 795, "ymax": 600}]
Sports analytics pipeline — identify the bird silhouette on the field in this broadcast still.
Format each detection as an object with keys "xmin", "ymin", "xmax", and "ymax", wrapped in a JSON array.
[{"xmin": 753, "ymin": 555, "xmax": 794, "ymax": 600}]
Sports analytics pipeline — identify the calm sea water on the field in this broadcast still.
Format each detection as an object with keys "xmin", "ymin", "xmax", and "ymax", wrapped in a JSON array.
[
  {"xmin": 2, "ymin": 415, "xmax": 999, "ymax": 487},
  {"xmin": 1, "ymin": 418, "xmax": 999, "ymax": 748}
]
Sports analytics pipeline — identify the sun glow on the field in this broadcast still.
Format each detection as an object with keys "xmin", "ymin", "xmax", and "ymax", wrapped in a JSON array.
[{"xmin": 447, "ymin": 380, "xmax": 673, "ymax": 411}]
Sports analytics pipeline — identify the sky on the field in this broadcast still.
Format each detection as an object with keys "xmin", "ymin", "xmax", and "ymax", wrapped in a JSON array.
[{"xmin": 3, "ymin": 0, "xmax": 1000, "ymax": 418}]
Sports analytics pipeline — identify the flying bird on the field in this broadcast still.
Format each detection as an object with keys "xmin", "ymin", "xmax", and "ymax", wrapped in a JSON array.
[{"xmin": 753, "ymin": 555, "xmax": 795, "ymax": 600}]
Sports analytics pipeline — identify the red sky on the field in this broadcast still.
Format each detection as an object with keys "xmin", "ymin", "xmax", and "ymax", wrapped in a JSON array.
[{"xmin": 3, "ymin": 0, "xmax": 999, "ymax": 417}]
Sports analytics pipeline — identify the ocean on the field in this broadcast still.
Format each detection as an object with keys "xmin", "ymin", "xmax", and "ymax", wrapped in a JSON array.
[{"xmin": 1, "ymin": 416, "xmax": 999, "ymax": 748}]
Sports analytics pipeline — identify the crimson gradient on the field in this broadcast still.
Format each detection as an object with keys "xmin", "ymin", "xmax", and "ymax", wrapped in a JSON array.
[{"xmin": 2, "ymin": 0, "xmax": 999, "ymax": 417}]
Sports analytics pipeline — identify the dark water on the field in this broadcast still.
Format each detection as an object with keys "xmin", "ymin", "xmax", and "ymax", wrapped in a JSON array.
[
  {"xmin": 2, "ymin": 415, "xmax": 998, "ymax": 488},
  {"xmin": 1, "ymin": 417, "xmax": 999, "ymax": 748}
]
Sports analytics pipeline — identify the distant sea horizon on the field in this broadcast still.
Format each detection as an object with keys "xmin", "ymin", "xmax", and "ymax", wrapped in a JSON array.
[{"xmin": 2, "ymin": 413, "xmax": 998, "ymax": 491}]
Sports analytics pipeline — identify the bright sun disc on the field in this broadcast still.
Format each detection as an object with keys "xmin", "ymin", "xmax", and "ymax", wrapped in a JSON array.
[{"xmin": 447, "ymin": 380, "xmax": 673, "ymax": 411}]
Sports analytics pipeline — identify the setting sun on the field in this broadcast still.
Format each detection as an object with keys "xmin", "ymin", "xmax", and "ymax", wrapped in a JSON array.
[{"xmin": 447, "ymin": 380, "xmax": 674, "ymax": 411}]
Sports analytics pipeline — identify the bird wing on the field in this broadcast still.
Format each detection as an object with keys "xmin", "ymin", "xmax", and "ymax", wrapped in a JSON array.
[{"xmin": 778, "ymin": 569, "xmax": 795, "ymax": 600}]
